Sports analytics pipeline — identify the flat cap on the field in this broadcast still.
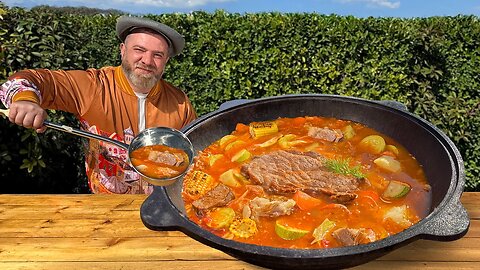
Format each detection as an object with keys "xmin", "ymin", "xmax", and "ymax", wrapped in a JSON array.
[{"xmin": 116, "ymin": 15, "xmax": 185, "ymax": 57}]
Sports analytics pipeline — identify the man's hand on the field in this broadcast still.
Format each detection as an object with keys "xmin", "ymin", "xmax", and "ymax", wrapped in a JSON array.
[{"xmin": 8, "ymin": 101, "xmax": 47, "ymax": 133}]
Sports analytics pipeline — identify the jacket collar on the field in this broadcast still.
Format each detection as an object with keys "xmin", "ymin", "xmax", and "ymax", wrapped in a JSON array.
[{"xmin": 114, "ymin": 66, "xmax": 163, "ymax": 97}]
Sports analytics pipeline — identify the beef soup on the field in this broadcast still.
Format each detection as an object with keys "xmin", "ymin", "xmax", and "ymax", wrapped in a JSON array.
[{"xmin": 181, "ymin": 116, "xmax": 432, "ymax": 249}]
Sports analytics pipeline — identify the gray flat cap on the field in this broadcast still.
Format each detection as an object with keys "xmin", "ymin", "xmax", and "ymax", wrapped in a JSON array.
[{"xmin": 116, "ymin": 16, "xmax": 185, "ymax": 57}]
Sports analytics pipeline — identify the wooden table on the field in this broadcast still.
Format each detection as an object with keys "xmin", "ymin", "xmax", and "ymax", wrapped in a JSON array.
[{"xmin": 0, "ymin": 192, "xmax": 478, "ymax": 270}]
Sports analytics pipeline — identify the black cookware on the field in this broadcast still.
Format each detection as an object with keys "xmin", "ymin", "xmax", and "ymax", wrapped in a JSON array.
[{"xmin": 140, "ymin": 94, "xmax": 469, "ymax": 269}]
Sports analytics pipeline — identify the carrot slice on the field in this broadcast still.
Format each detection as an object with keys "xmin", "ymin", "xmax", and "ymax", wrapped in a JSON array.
[
  {"xmin": 235, "ymin": 123, "xmax": 249, "ymax": 133},
  {"xmin": 293, "ymin": 191, "xmax": 323, "ymax": 210}
]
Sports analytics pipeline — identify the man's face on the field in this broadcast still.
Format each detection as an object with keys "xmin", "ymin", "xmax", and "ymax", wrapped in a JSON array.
[{"xmin": 120, "ymin": 30, "xmax": 170, "ymax": 93}]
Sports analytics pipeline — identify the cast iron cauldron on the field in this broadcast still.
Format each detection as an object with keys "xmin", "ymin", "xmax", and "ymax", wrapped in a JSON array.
[{"xmin": 140, "ymin": 94, "xmax": 469, "ymax": 269}]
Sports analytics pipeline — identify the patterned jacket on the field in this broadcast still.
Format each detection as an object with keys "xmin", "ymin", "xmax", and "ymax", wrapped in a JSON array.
[{"xmin": 0, "ymin": 66, "xmax": 197, "ymax": 194}]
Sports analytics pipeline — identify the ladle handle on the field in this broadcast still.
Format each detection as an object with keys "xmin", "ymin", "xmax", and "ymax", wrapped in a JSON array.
[{"xmin": 0, "ymin": 108, "xmax": 129, "ymax": 150}]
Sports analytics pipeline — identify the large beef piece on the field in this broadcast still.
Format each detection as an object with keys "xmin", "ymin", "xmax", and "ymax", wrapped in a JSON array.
[
  {"xmin": 192, "ymin": 183, "xmax": 235, "ymax": 211},
  {"xmin": 241, "ymin": 150, "xmax": 362, "ymax": 203}
]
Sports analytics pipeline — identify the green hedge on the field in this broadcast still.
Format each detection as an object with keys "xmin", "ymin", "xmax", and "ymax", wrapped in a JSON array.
[{"xmin": 1, "ymin": 6, "xmax": 479, "ymax": 192}]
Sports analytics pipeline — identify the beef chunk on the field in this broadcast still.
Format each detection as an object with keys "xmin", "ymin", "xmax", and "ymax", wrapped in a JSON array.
[
  {"xmin": 308, "ymin": 126, "xmax": 343, "ymax": 142},
  {"xmin": 332, "ymin": 228, "xmax": 376, "ymax": 247},
  {"xmin": 246, "ymin": 196, "xmax": 296, "ymax": 220},
  {"xmin": 148, "ymin": 150, "xmax": 185, "ymax": 166},
  {"xmin": 323, "ymin": 191, "xmax": 358, "ymax": 204},
  {"xmin": 192, "ymin": 183, "xmax": 235, "ymax": 211}
]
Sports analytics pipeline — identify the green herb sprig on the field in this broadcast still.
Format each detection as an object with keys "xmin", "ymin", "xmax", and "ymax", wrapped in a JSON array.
[{"xmin": 324, "ymin": 158, "xmax": 365, "ymax": 179}]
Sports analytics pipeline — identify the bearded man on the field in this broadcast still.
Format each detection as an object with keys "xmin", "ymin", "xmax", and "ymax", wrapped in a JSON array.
[{"xmin": 0, "ymin": 16, "xmax": 197, "ymax": 194}]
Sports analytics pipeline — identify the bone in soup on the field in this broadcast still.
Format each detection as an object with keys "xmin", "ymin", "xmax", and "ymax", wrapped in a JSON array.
[{"xmin": 182, "ymin": 116, "xmax": 431, "ymax": 249}]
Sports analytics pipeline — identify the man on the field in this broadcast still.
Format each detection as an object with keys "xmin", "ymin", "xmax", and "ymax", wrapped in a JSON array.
[{"xmin": 0, "ymin": 16, "xmax": 197, "ymax": 194}]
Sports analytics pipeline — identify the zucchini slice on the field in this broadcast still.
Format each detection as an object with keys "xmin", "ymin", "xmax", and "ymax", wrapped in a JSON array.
[{"xmin": 382, "ymin": 180, "xmax": 411, "ymax": 199}]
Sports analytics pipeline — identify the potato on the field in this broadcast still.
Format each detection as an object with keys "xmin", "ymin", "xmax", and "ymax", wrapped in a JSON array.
[
  {"xmin": 359, "ymin": 135, "xmax": 386, "ymax": 154},
  {"xmin": 219, "ymin": 169, "xmax": 241, "ymax": 188},
  {"xmin": 278, "ymin": 134, "xmax": 297, "ymax": 148},
  {"xmin": 231, "ymin": 149, "xmax": 251, "ymax": 163},
  {"xmin": 342, "ymin": 125, "xmax": 356, "ymax": 140},
  {"xmin": 208, "ymin": 154, "xmax": 224, "ymax": 166},
  {"xmin": 206, "ymin": 207, "xmax": 236, "ymax": 229},
  {"xmin": 374, "ymin": 155, "xmax": 401, "ymax": 173},
  {"xmin": 385, "ymin": 144, "xmax": 399, "ymax": 156},
  {"xmin": 218, "ymin": 135, "xmax": 237, "ymax": 148}
]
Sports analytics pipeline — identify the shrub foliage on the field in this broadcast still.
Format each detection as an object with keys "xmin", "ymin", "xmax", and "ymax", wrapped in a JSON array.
[{"xmin": 1, "ymin": 6, "xmax": 479, "ymax": 192}]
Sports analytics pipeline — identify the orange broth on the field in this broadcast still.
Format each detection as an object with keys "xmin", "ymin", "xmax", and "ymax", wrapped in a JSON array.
[{"xmin": 182, "ymin": 116, "xmax": 431, "ymax": 249}]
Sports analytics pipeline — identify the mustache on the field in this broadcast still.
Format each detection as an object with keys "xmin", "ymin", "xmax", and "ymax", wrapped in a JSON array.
[{"xmin": 135, "ymin": 63, "xmax": 155, "ymax": 72}]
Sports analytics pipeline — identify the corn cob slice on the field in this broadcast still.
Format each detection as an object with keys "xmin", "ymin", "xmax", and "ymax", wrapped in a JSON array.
[
  {"xmin": 183, "ymin": 170, "xmax": 215, "ymax": 197},
  {"xmin": 249, "ymin": 121, "xmax": 279, "ymax": 138},
  {"xmin": 229, "ymin": 218, "xmax": 258, "ymax": 238}
]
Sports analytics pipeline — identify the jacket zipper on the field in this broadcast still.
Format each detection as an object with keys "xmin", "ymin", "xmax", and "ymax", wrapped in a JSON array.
[{"xmin": 136, "ymin": 93, "xmax": 147, "ymax": 132}]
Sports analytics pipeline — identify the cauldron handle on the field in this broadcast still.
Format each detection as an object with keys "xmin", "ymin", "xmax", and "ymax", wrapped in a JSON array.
[
  {"xmin": 140, "ymin": 186, "xmax": 187, "ymax": 231},
  {"xmin": 419, "ymin": 197, "xmax": 470, "ymax": 241}
]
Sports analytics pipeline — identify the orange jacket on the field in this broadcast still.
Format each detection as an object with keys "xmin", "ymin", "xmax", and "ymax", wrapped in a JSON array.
[{"xmin": 1, "ymin": 66, "xmax": 197, "ymax": 194}]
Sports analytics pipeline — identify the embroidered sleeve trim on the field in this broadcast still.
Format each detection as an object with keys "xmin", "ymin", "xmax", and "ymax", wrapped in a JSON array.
[{"xmin": 0, "ymin": 78, "xmax": 42, "ymax": 107}]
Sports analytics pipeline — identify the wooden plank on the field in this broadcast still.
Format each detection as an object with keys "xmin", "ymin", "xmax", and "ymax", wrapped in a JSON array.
[
  {"xmin": 377, "ymin": 238, "xmax": 480, "ymax": 261},
  {"xmin": 0, "ymin": 261, "xmax": 478, "ymax": 270},
  {"xmin": 0, "ymin": 194, "xmax": 145, "ymax": 209},
  {"xmin": 0, "ymin": 205, "xmax": 141, "ymax": 220},
  {"xmin": 460, "ymin": 193, "xmax": 480, "ymax": 219},
  {"xmin": 0, "ymin": 237, "xmax": 479, "ymax": 262},
  {"xmin": 0, "ymin": 261, "xmax": 265, "ymax": 270},
  {"xmin": 356, "ymin": 261, "xmax": 480, "ymax": 269},
  {"xmin": 0, "ymin": 261, "xmax": 477, "ymax": 270},
  {"xmin": 0, "ymin": 260, "xmax": 478, "ymax": 270},
  {"xmin": 0, "ymin": 237, "xmax": 230, "ymax": 262},
  {"xmin": 0, "ymin": 219, "xmax": 185, "ymax": 238}
]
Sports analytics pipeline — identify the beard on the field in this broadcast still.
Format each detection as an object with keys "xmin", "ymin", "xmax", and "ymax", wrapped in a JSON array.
[{"xmin": 121, "ymin": 59, "xmax": 163, "ymax": 91}]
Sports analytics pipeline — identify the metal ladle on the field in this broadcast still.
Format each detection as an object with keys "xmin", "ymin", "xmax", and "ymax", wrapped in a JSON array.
[{"xmin": 0, "ymin": 108, "xmax": 194, "ymax": 186}]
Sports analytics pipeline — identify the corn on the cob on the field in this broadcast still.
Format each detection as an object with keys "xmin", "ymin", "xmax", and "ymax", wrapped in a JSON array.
[
  {"xmin": 229, "ymin": 218, "xmax": 258, "ymax": 238},
  {"xmin": 249, "ymin": 121, "xmax": 279, "ymax": 138},
  {"xmin": 183, "ymin": 170, "xmax": 215, "ymax": 197}
]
